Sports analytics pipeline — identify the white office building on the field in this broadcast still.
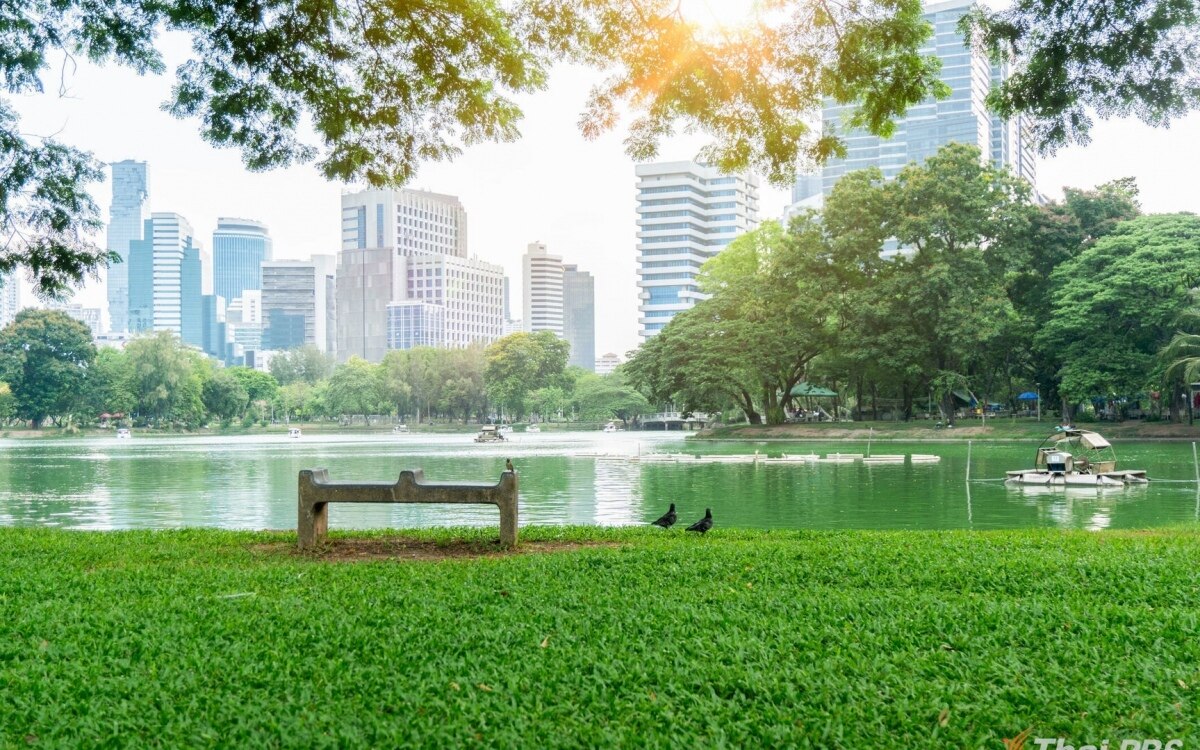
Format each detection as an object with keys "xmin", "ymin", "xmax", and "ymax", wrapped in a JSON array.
[
  {"xmin": 522, "ymin": 242, "xmax": 564, "ymax": 337},
  {"xmin": 337, "ymin": 187, "xmax": 485, "ymax": 360},
  {"xmin": 635, "ymin": 161, "xmax": 759, "ymax": 338},
  {"xmin": 340, "ymin": 188, "xmax": 468, "ymax": 257},
  {"xmin": 0, "ymin": 271, "xmax": 19, "ymax": 328},
  {"xmin": 149, "ymin": 212, "xmax": 194, "ymax": 336},
  {"xmin": 106, "ymin": 160, "xmax": 150, "ymax": 333},
  {"xmin": 405, "ymin": 253, "xmax": 504, "ymax": 348}
]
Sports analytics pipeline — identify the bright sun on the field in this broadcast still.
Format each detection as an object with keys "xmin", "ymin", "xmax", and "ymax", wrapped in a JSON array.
[{"xmin": 679, "ymin": 0, "xmax": 760, "ymax": 32}]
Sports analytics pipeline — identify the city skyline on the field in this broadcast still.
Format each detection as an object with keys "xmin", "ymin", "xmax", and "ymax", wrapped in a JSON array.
[{"xmin": 6, "ymin": 30, "xmax": 1198, "ymax": 357}]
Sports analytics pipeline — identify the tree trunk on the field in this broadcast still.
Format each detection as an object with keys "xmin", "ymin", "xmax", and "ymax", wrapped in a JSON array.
[
  {"xmin": 943, "ymin": 393, "xmax": 956, "ymax": 427},
  {"xmin": 1062, "ymin": 396, "xmax": 1076, "ymax": 424},
  {"xmin": 902, "ymin": 383, "xmax": 913, "ymax": 421},
  {"xmin": 871, "ymin": 382, "xmax": 878, "ymax": 422}
]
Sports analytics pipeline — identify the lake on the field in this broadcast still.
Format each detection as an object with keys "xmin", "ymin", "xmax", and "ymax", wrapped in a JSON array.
[{"xmin": 2, "ymin": 431, "xmax": 1198, "ymax": 531}]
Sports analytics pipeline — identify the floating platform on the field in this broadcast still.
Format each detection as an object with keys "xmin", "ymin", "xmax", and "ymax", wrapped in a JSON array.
[{"xmin": 1005, "ymin": 469, "xmax": 1148, "ymax": 487}]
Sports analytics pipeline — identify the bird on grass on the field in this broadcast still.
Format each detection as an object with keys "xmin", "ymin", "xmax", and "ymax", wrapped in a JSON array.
[
  {"xmin": 651, "ymin": 503, "xmax": 677, "ymax": 529},
  {"xmin": 686, "ymin": 508, "xmax": 713, "ymax": 534},
  {"xmin": 505, "ymin": 458, "xmax": 515, "ymax": 473}
]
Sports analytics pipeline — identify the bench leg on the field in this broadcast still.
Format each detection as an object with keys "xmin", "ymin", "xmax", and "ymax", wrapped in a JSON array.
[
  {"xmin": 298, "ymin": 501, "xmax": 328, "ymax": 549},
  {"xmin": 497, "ymin": 495, "xmax": 518, "ymax": 548}
]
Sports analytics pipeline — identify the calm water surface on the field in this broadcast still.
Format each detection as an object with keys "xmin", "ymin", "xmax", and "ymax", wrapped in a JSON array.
[{"xmin": 2, "ymin": 431, "xmax": 1199, "ymax": 531}]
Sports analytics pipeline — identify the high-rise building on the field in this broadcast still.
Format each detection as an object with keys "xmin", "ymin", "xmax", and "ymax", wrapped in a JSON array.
[
  {"xmin": 813, "ymin": 0, "xmax": 1037, "ymax": 199},
  {"xmin": 261, "ymin": 255, "xmax": 336, "ymax": 353},
  {"xmin": 563, "ymin": 265, "xmax": 595, "ymax": 371},
  {"xmin": 336, "ymin": 187, "xmax": 500, "ymax": 360},
  {"xmin": 127, "ymin": 213, "xmax": 203, "ymax": 339},
  {"xmin": 405, "ymin": 253, "xmax": 504, "ymax": 348},
  {"xmin": 226, "ymin": 289, "xmax": 263, "ymax": 351},
  {"xmin": 106, "ymin": 160, "xmax": 150, "ymax": 333},
  {"xmin": 341, "ymin": 188, "xmax": 468, "ymax": 257},
  {"xmin": 522, "ymin": 242, "xmax": 564, "ymax": 336},
  {"xmin": 635, "ymin": 161, "xmax": 759, "ymax": 338},
  {"xmin": 212, "ymin": 218, "xmax": 272, "ymax": 306},
  {"xmin": 0, "ymin": 271, "xmax": 20, "ymax": 328}
]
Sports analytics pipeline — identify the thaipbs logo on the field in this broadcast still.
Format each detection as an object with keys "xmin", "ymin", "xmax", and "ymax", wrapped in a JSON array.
[{"xmin": 1005, "ymin": 735, "xmax": 1183, "ymax": 750}]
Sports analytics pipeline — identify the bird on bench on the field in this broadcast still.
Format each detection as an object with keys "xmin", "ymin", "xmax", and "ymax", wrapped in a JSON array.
[
  {"xmin": 686, "ymin": 508, "xmax": 713, "ymax": 534},
  {"xmin": 505, "ymin": 458, "xmax": 515, "ymax": 474}
]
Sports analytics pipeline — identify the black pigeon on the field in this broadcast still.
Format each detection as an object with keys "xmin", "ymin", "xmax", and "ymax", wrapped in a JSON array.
[
  {"xmin": 505, "ymin": 458, "xmax": 515, "ymax": 473},
  {"xmin": 686, "ymin": 508, "xmax": 713, "ymax": 534},
  {"xmin": 651, "ymin": 503, "xmax": 677, "ymax": 529}
]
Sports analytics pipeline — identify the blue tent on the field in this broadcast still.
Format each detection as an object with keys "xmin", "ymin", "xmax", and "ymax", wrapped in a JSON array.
[{"xmin": 1016, "ymin": 391, "xmax": 1039, "ymax": 401}]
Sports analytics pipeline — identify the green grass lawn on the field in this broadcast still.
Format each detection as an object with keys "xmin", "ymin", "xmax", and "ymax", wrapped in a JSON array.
[{"xmin": 3, "ymin": 526, "xmax": 1200, "ymax": 747}]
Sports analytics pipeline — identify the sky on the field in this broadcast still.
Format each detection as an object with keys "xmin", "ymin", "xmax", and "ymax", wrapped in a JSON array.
[{"xmin": 8, "ymin": 30, "xmax": 1200, "ymax": 359}]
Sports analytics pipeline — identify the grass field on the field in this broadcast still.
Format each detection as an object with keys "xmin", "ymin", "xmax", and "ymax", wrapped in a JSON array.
[{"xmin": 3, "ymin": 526, "xmax": 1200, "ymax": 747}]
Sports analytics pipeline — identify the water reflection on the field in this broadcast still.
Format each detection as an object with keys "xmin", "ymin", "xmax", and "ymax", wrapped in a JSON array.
[{"xmin": 0, "ymin": 433, "xmax": 1197, "ymax": 531}]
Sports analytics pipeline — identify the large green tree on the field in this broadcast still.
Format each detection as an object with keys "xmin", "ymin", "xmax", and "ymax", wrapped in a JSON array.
[
  {"xmin": 268, "ymin": 346, "xmax": 334, "ymax": 386},
  {"xmin": 326, "ymin": 357, "xmax": 383, "ymax": 421},
  {"xmin": 124, "ymin": 331, "xmax": 205, "ymax": 424},
  {"xmin": 201, "ymin": 371, "xmax": 249, "ymax": 422},
  {"xmin": 1040, "ymin": 214, "xmax": 1200, "ymax": 417},
  {"xmin": 0, "ymin": 309, "xmax": 96, "ymax": 427},
  {"xmin": 485, "ymin": 332, "xmax": 569, "ymax": 419}
]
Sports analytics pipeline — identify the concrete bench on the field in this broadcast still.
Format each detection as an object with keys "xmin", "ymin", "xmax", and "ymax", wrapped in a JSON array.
[{"xmin": 297, "ymin": 468, "xmax": 519, "ymax": 549}]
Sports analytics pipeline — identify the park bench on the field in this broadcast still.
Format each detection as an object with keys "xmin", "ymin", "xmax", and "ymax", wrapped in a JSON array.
[{"xmin": 297, "ymin": 468, "xmax": 518, "ymax": 549}]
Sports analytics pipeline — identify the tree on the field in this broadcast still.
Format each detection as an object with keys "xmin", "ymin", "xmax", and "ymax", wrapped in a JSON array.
[
  {"xmin": 227, "ymin": 368, "xmax": 280, "ymax": 405},
  {"xmin": 79, "ymin": 348, "xmax": 136, "ymax": 421},
  {"xmin": 485, "ymin": 332, "xmax": 570, "ymax": 419},
  {"xmin": 1040, "ymin": 214, "xmax": 1200, "ymax": 418},
  {"xmin": 0, "ymin": 309, "xmax": 96, "ymax": 427},
  {"xmin": 572, "ymin": 372, "xmax": 651, "ymax": 425},
  {"xmin": 202, "ymin": 371, "xmax": 249, "ymax": 422},
  {"xmin": 3, "ymin": 0, "xmax": 957, "ymax": 292},
  {"xmin": 326, "ymin": 357, "xmax": 383, "ymax": 421},
  {"xmin": 124, "ymin": 331, "xmax": 203, "ymax": 423},
  {"xmin": 269, "ymin": 345, "xmax": 334, "ymax": 385},
  {"xmin": 965, "ymin": 0, "xmax": 1200, "ymax": 151}
]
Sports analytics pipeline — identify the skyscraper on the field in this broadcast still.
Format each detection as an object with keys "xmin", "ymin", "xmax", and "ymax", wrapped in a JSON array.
[
  {"xmin": 106, "ymin": 160, "xmax": 149, "ymax": 333},
  {"xmin": 563, "ymin": 265, "xmax": 595, "ymax": 371},
  {"xmin": 261, "ymin": 255, "xmax": 337, "ymax": 353},
  {"xmin": 522, "ymin": 242, "xmax": 564, "ymax": 336},
  {"xmin": 336, "ymin": 187, "xmax": 500, "ymax": 360},
  {"xmin": 813, "ymin": 0, "xmax": 1037, "ymax": 197},
  {"xmin": 635, "ymin": 161, "xmax": 759, "ymax": 338},
  {"xmin": 212, "ymin": 218, "xmax": 272, "ymax": 306},
  {"xmin": 0, "ymin": 271, "xmax": 20, "ymax": 328},
  {"xmin": 127, "ymin": 213, "xmax": 203, "ymax": 339}
]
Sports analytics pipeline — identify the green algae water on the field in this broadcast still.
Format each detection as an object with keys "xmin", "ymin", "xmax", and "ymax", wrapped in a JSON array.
[{"xmin": 2, "ymin": 431, "xmax": 1199, "ymax": 531}]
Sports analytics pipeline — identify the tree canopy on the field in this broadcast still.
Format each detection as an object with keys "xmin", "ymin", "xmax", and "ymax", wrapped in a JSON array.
[
  {"xmin": 8, "ymin": 0, "xmax": 1194, "ymax": 293},
  {"xmin": 0, "ymin": 309, "xmax": 95, "ymax": 427}
]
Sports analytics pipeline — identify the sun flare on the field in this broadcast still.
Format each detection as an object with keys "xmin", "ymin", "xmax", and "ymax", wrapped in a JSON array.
[{"xmin": 679, "ymin": 0, "xmax": 760, "ymax": 33}]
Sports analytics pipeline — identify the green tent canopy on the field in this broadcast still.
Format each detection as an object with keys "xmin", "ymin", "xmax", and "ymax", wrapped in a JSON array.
[{"xmin": 790, "ymin": 383, "xmax": 838, "ymax": 397}]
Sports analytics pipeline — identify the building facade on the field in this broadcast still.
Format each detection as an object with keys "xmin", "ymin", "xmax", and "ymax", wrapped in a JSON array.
[
  {"xmin": 336, "ymin": 187, "xmax": 501, "ymax": 360},
  {"xmin": 261, "ymin": 255, "xmax": 336, "ymax": 353},
  {"xmin": 813, "ymin": 0, "xmax": 1037, "ymax": 200},
  {"xmin": 127, "ymin": 213, "xmax": 204, "ymax": 339},
  {"xmin": 596, "ymin": 352, "xmax": 622, "ymax": 375},
  {"xmin": 522, "ymin": 242, "xmax": 564, "ymax": 336},
  {"xmin": 106, "ymin": 160, "xmax": 150, "ymax": 333},
  {"xmin": 406, "ymin": 253, "xmax": 504, "ymax": 348},
  {"xmin": 563, "ymin": 264, "xmax": 595, "ymax": 371},
  {"xmin": 340, "ymin": 188, "xmax": 468, "ymax": 257},
  {"xmin": 386, "ymin": 301, "xmax": 446, "ymax": 350},
  {"xmin": 635, "ymin": 161, "xmax": 759, "ymax": 338},
  {"xmin": 212, "ymin": 218, "xmax": 272, "ymax": 306},
  {"xmin": 0, "ymin": 271, "xmax": 19, "ymax": 328}
]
